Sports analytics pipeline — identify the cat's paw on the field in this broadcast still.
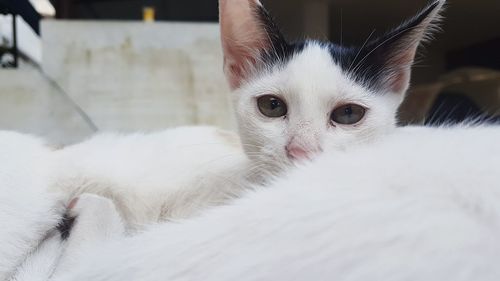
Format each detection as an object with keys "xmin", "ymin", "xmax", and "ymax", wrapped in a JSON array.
[
  {"xmin": 65, "ymin": 194, "xmax": 125, "ymax": 243},
  {"xmin": 51, "ymin": 194, "xmax": 126, "ymax": 277},
  {"xmin": 67, "ymin": 194, "xmax": 116, "ymax": 218}
]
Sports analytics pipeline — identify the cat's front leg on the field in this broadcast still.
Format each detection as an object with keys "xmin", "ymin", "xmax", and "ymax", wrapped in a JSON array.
[
  {"xmin": 52, "ymin": 194, "xmax": 126, "ymax": 277},
  {"xmin": 66, "ymin": 194, "xmax": 126, "ymax": 244}
]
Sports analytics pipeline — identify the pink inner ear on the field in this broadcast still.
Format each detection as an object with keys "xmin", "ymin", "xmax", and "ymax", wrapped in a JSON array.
[
  {"xmin": 387, "ymin": 56, "xmax": 414, "ymax": 93},
  {"xmin": 220, "ymin": 0, "xmax": 270, "ymax": 89},
  {"xmin": 387, "ymin": 70, "xmax": 411, "ymax": 94},
  {"xmin": 385, "ymin": 43, "xmax": 418, "ymax": 93}
]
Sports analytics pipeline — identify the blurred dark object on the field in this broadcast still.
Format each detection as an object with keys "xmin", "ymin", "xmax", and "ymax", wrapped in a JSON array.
[
  {"xmin": 425, "ymin": 93, "xmax": 500, "ymax": 126},
  {"xmin": 0, "ymin": 0, "xmax": 40, "ymax": 34},
  {"xmin": 399, "ymin": 68, "xmax": 500, "ymax": 126},
  {"xmin": 447, "ymin": 38, "xmax": 500, "ymax": 72},
  {"xmin": 50, "ymin": 0, "xmax": 219, "ymax": 22},
  {"xmin": 0, "ymin": 0, "xmax": 18, "ymax": 68}
]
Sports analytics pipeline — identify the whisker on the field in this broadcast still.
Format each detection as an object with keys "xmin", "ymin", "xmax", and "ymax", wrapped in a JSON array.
[
  {"xmin": 349, "ymin": 23, "xmax": 427, "ymax": 77},
  {"xmin": 347, "ymin": 29, "xmax": 376, "ymax": 74}
]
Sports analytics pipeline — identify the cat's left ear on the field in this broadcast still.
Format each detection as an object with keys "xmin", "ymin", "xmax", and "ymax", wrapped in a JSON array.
[
  {"xmin": 363, "ymin": 0, "xmax": 446, "ymax": 95},
  {"xmin": 219, "ymin": 0, "xmax": 287, "ymax": 90}
]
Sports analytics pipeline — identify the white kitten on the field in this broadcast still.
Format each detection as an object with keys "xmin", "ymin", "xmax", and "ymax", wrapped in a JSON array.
[
  {"xmin": 54, "ymin": 126, "xmax": 500, "ymax": 281},
  {"xmin": 1, "ymin": 0, "xmax": 447, "ymax": 278},
  {"xmin": 48, "ymin": 0, "xmax": 443, "ymax": 228}
]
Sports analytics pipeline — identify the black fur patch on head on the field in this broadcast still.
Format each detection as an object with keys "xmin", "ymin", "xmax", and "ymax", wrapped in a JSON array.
[
  {"xmin": 254, "ymin": 0, "xmax": 442, "ymax": 93},
  {"xmin": 254, "ymin": 4, "xmax": 306, "ymax": 67},
  {"xmin": 331, "ymin": 0, "xmax": 442, "ymax": 92},
  {"xmin": 327, "ymin": 42, "xmax": 387, "ymax": 91}
]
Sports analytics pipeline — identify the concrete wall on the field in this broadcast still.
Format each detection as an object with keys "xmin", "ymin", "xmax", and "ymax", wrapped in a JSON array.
[
  {"xmin": 0, "ymin": 62, "xmax": 94, "ymax": 143},
  {"xmin": 0, "ymin": 21, "xmax": 235, "ymax": 144},
  {"xmin": 42, "ymin": 20, "xmax": 235, "ymax": 134}
]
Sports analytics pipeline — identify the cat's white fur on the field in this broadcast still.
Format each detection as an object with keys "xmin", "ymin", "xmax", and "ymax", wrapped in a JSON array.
[
  {"xmin": 0, "ymin": 128, "xmax": 245, "ymax": 280},
  {"xmin": 38, "ymin": 25, "xmax": 408, "ymax": 231},
  {"xmin": 0, "ymin": 132, "xmax": 62, "ymax": 281},
  {"xmin": 51, "ymin": 126, "xmax": 500, "ymax": 281},
  {"xmin": 44, "ymin": 41, "xmax": 404, "ymax": 230},
  {"xmin": 50, "ymin": 127, "xmax": 250, "ymax": 229},
  {"xmin": 0, "ymin": 0, "xmax": 454, "ymax": 278},
  {"xmin": 5, "ymin": 0, "xmax": 442, "ymax": 231},
  {"xmin": 8, "ymin": 193, "xmax": 126, "ymax": 281},
  {"xmin": 0, "ymin": 127, "xmax": 249, "ymax": 278}
]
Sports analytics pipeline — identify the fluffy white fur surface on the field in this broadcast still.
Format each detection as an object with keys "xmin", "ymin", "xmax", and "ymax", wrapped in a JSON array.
[
  {"xmin": 54, "ymin": 126, "xmax": 500, "ymax": 281},
  {"xmin": 50, "ymin": 126, "xmax": 249, "ymax": 229},
  {"xmin": 0, "ymin": 132, "xmax": 63, "ymax": 280},
  {"xmin": 0, "ymin": 127, "xmax": 248, "ymax": 279}
]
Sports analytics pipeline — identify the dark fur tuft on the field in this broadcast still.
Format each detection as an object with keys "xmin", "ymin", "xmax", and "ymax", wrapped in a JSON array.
[
  {"xmin": 57, "ymin": 214, "xmax": 76, "ymax": 240},
  {"xmin": 333, "ymin": 0, "xmax": 445, "ymax": 92},
  {"xmin": 254, "ymin": 4, "xmax": 306, "ymax": 67}
]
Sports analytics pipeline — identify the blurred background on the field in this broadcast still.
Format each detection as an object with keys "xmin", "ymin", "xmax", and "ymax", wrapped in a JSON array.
[{"xmin": 0, "ymin": 0, "xmax": 499, "ymax": 144}]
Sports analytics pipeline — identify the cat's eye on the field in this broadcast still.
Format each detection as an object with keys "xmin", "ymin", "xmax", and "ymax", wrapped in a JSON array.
[
  {"xmin": 257, "ymin": 95, "xmax": 288, "ymax": 118},
  {"xmin": 330, "ymin": 104, "xmax": 366, "ymax": 125}
]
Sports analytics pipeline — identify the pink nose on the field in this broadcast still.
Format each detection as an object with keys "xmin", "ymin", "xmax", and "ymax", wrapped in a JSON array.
[{"xmin": 286, "ymin": 145, "xmax": 311, "ymax": 160}]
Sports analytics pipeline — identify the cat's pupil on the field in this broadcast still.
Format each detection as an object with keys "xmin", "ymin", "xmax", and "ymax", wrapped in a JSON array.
[
  {"xmin": 344, "ymin": 106, "xmax": 353, "ymax": 116},
  {"xmin": 270, "ymin": 99, "xmax": 280, "ymax": 110}
]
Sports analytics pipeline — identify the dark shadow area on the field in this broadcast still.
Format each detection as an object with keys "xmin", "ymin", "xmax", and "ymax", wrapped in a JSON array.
[
  {"xmin": 50, "ymin": 0, "xmax": 219, "ymax": 22},
  {"xmin": 425, "ymin": 93, "xmax": 500, "ymax": 126}
]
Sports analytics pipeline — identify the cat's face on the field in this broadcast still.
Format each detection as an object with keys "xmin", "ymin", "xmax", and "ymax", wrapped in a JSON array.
[
  {"xmin": 233, "ymin": 43, "xmax": 403, "ymax": 167},
  {"xmin": 220, "ymin": 0, "xmax": 444, "ymax": 167}
]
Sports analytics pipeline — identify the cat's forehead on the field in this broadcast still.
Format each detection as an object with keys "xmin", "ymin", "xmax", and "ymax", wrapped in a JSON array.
[
  {"xmin": 286, "ymin": 43, "xmax": 348, "ymax": 83},
  {"xmin": 272, "ymin": 42, "xmax": 372, "ymax": 100}
]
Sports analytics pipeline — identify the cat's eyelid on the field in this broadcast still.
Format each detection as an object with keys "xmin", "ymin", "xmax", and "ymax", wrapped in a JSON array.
[
  {"xmin": 332, "ymin": 101, "xmax": 370, "ymax": 111},
  {"xmin": 254, "ymin": 92, "xmax": 287, "ymax": 103}
]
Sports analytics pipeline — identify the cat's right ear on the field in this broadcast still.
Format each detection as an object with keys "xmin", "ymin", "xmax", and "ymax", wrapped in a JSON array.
[
  {"xmin": 219, "ymin": 0, "xmax": 285, "ymax": 90},
  {"xmin": 360, "ymin": 0, "xmax": 446, "ymax": 95}
]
